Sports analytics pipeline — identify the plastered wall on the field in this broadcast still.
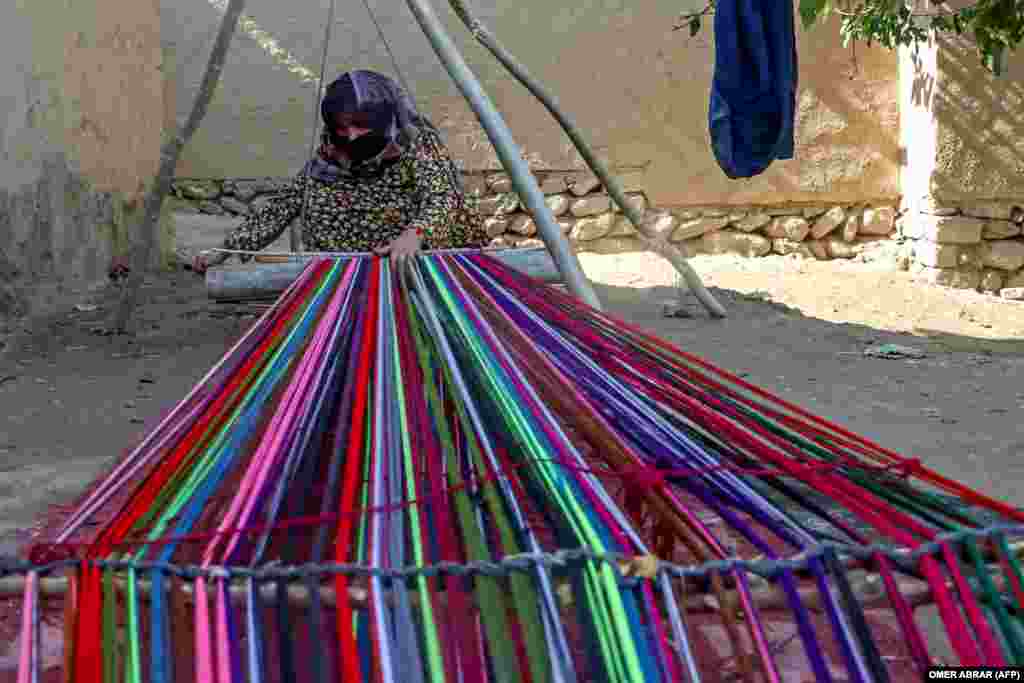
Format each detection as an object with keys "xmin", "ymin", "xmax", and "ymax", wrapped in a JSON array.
[
  {"xmin": 898, "ymin": 28, "xmax": 1024, "ymax": 298},
  {"xmin": 930, "ymin": 34, "xmax": 1024, "ymax": 201}
]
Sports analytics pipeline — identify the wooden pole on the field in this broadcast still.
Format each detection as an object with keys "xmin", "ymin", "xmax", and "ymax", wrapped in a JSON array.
[
  {"xmin": 0, "ymin": 563, "xmax": 1010, "ymax": 615},
  {"xmin": 401, "ymin": 0, "xmax": 603, "ymax": 312}
]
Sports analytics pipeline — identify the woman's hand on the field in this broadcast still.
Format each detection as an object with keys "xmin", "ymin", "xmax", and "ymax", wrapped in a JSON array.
[
  {"xmin": 108, "ymin": 256, "xmax": 131, "ymax": 282},
  {"xmin": 375, "ymin": 227, "xmax": 423, "ymax": 269},
  {"xmin": 192, "ymin": 250, "xmax": 229, "ymax": 275}
]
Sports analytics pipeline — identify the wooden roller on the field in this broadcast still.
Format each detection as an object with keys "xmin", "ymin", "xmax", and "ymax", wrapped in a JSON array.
[{"xmin": 205, "ymin": 247, "xmax": 566, "ymax": 301}]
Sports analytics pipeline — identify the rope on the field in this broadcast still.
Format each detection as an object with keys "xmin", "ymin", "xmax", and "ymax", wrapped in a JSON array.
[
  {"xmin": 295, "ymin": 0, "xmax": 339, "ymax": 251},
  {"xmin": 361, "ymin": 0, "xmax": 413, "ymax": 99},
  {"xmin": 4, "ymin": 523, "xmax": 1024, "ymax": 581},
  {"xmin": 359, "ymin": 0, "xmax": 467, "ymax": 192}
]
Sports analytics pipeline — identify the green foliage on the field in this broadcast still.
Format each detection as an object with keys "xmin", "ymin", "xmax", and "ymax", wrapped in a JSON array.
[
  {"xmin": 837, "ymin": 0, "xmax": 1024, "ymax": 76},
  {"xmin": 800, "ymin": 0, "xmax": 832, "ymax": 28},
  {"xmin": 678, "ymin": 0, "xmax": 1024, "ymax": 76}
]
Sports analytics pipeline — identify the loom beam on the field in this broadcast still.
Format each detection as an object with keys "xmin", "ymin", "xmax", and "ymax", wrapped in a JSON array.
[
  {"xmin": 204, "ymin": 246, "xmax": 564, "ymax": 301},
  {"xmin": 0, "ymin": 568, "xmax": 1004, "ymax": 616},
  {"xmin": 401, "ymin": 0, "xmax": 602, "ymax": 311}
]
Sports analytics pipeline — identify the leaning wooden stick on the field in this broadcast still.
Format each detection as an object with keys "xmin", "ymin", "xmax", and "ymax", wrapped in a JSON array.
[{"xmin": 109, "ymin": 0, "xmax": 249, "ymax": 333}]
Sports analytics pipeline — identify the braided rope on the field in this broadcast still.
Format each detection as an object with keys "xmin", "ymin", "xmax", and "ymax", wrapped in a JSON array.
[{"xmin": 3, "ymin": 522, "xmax": 1023, "ymax": 582}]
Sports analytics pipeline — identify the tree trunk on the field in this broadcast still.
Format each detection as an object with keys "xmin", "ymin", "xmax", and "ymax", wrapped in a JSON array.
[{"xmin": 109, "ymin": 0, "xmax": 249, "ymax": 333}]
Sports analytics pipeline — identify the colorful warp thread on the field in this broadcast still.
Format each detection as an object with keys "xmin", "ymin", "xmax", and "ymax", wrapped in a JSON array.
[{"xmin": 10, "ymin": 253, "xmax": 1024, "ymax": 682}]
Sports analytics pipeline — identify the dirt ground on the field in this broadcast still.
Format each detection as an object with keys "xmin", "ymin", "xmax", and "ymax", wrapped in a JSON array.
[{"xmin": 2, "ymin": 251, "xmax": 1024, "ymax": 553}]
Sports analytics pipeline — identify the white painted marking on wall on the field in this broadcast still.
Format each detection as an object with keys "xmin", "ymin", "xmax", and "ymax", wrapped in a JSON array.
[{"xmin": 206, "ymin": 0, "xmax": 323, "ymax": 88}]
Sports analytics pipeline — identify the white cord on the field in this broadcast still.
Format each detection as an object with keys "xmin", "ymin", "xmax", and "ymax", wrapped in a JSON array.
[{"xmin": 296, "ymin": 0, "xmax": 340, "ymax": 252}]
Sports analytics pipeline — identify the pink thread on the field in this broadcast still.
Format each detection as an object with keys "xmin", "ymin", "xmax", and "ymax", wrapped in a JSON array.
[
  {"xmin": 640, "ymin": 579, "xmax": 682, "ymax": 682},
  {"xmin": 215, "ymin": 578, "xmax": 233, "ymax": 683},
  {"xmin": 920, "ymin": 555, "xmax": 983, "ymax": 666},
  {"xmin": 735, "ymin": 572, "xmax": 783, "ymax": 683},
  {"xmin": 15, "ymin": 572, "xmax": 36, "ymax": 683},
  {"xmin": 475, "ymin": 255, "xmax": 1005, "ymax": 671},
  {"xmin": 499, "ymin": 253, "xmax": 1023, "ymax": 522},
  {"xmin": 53, "ymin": 262, "xmax": 324, "ymax": 545},
  {"xmin": 202, "ymin": 260, "xmax": 355, "ymax": 566},
  {"xmin": 32, "ymin": 454, "xmax": 914, "ymax": 556},
  {"xmin": 195, "ymin": 576, "xmax": 214, "ymax": 683}
]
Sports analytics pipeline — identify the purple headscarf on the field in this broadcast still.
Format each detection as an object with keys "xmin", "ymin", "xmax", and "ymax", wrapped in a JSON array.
[
  {"xmin": 321, "ymin": 70, "xmax": 421, "ymax": 144},
  {"xmin": 305, "ymin": 70, "xmax": 429, "ymax": 181}
]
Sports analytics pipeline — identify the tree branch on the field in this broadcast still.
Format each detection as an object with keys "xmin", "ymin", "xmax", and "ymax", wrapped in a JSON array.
[
  {"xmin": 674, "ymin": 0, "xmax": 1013, "ymax": 74},
  {"xmin": 673, "ymin": 3, "xmax": 714, "ymax": 31},
  {"xmin": 108, "ymin": 0, "xmax": 248, "ymax": 334}
]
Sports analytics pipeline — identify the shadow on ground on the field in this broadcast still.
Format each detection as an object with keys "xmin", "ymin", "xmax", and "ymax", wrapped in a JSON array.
[{"xmin": 597, "ymin": 281, "xmax": 1024, "ymax": 355}]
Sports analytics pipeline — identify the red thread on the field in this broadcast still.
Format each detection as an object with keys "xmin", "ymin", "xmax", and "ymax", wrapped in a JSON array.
[
  {"xmin": 28, "ymin": 454, "xmax": 925, "ymax": 559},
  {"xmin": 894, "ymin": 458, "xmax": 924, "ymax": 477},
  {"xmin": 70, "ymin": 259, "xmax": 336, "ymax": 682},
  {"xmin": 335, "ymin": 257, "xmax": 379, "ymax": 682},
  {"xmin": 626, "ymin": 467, "xmax": 666, "ymax": 490},
  {"xmin": 471, "ymin": 253, "xmax": 1014, "ymax": 666},
  {"xmin": 472, "ymin": 251, "xmax": 1024, "ymax": 524},
  {"xmin": 940, "ymin": 541, "xmax": 1004, "ymax": 665},
  {"xmin": 28, "ymin": 455, "xmax": 915, "ymax": 557}
]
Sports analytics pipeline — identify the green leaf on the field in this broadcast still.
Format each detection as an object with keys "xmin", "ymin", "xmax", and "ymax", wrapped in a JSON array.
[
  {"xmin": 776, "ymin": 0, "xmax": 1022, "ymax": 69},
  {"xmin": 992, "ymin": 44, "xmax": 1006, "ymax": 75},
  {"xmin": 689, "ymin": 16, "xmax": 701, "ymax": 36},
  {"xmin": 799, "ymin": 0, "xmax": 828, "ymax": 29}
]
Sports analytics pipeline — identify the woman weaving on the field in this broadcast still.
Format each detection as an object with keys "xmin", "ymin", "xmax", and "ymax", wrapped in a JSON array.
[{"xmin": 194, "ymin": 69, "xmax": 487, "ymax": 271}]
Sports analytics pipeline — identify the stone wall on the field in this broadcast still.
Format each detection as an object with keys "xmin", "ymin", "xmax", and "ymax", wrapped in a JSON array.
[
  {"xmin": 898, "ymin": 30, "xmax": 1024, "ymax": 301},
  {"xmin": 169, "ymin": 171, "xmax": 901, "ymax": 266},
  {"xmin": 903, "ymin": 200, "xmax": 1024, "ymax": 300}
]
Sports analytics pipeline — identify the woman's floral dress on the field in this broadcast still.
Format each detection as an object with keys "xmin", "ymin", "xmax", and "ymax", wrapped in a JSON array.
[{"xmin": 223, "ymin": 128, "xmax": 487, "ymax": 254}]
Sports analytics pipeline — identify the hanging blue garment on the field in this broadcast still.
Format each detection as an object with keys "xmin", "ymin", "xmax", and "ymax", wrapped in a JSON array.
[{"xmin": 708, "ymin": 0, "xmax": 798, "ymax": 178}]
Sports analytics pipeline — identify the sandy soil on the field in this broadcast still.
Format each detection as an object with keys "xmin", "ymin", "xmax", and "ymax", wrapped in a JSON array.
[{"xmin": 2, "ymin": 251, "xmax": 1023, "ymax": 552}]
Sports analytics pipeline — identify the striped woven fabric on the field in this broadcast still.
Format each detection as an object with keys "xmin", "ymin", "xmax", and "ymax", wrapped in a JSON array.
[{"xmin": 6, "ymin": 254, "xmax": 1024, "ymax": 682}]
